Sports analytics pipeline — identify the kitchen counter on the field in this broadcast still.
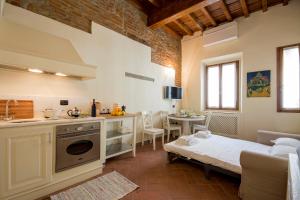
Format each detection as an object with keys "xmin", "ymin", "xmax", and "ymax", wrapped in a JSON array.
[
  {"xmin": 0, "ymin": 113, "xmax": 138, "ymax": 199},
  {"xmin": 98, "ymin": 113, "xmax": 137, "ymax": 119},
  {"xmin": 0, "ymin": 113, "xmax": 138, "ymax": 128},
  {"xmin": 0, "ymin": 116, "xmax": 106, "ymax": 200},
  {"xmin": 0, "ymin": 116, "xmax": 106, "ymax": 129}
]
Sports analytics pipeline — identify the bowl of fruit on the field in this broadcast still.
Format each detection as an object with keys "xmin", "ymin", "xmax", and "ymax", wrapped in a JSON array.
[{"xmin": 111, "ymin": 105, "xmax": 125, "ymax": 116}]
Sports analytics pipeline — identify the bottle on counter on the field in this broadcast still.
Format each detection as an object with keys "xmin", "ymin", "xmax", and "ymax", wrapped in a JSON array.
[{"xmin": 91, "ymin": 99, "xmax": 96, "ymax": 117}]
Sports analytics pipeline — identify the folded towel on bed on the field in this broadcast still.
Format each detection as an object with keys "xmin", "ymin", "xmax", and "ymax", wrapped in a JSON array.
[
  {"xmin": 175, "ymin": 136, "xmax": 198, "ymax": 146},
  {"xmin": 194, "ymin": 130, "xmax": 212, "ymax": 139}
]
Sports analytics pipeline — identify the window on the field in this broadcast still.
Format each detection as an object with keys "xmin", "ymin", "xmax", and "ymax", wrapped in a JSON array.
[
  {"xmin": 205, "ymin": 61, "xmax": 239, "ymax": 110},
  {"xmin": 277, "ymin": 43, "xmax": 300, "ymax": 112}
]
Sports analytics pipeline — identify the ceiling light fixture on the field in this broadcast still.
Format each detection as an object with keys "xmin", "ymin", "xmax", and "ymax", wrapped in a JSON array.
[
  {"xmin": 28, "ymin": 68, "xmax": 43, "ymax": 73},
  {"xmin": 55, "ymin": 72, "xmax": 67, "ymax": 77}
]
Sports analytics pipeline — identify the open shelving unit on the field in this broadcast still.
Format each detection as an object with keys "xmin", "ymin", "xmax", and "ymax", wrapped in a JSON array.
[
  {"xmin": 106, "ymin": 130, "xmax": 133, "ymax": 141},
  {"xmin": 102, "ymin": 114, "xmax": 137, "ymax": 160},
  {"xmin": 106, "ymin": 143, "xmax": 133, "ymax": 159}
]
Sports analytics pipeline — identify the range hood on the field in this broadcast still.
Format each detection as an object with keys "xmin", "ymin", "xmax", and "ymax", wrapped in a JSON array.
[{"xmin": 0, "ymin": 19, "xmax": 96, "ymax": 79}]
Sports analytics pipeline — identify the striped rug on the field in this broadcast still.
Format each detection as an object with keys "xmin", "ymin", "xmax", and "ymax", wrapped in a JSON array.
[{"xmin": 51, "ymin": 171, "xmax": 139, "ymax": 200}]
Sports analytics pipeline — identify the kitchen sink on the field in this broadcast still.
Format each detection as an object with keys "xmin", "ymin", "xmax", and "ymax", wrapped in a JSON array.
[{"xmin": 9, "ymin": 119, "xmax": 42, "ymax": 123}]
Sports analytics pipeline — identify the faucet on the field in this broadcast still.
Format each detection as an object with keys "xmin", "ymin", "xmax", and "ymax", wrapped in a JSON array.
[{"xmin": 3, "ymin": 100, "xmax": 18, "ymax": 121}]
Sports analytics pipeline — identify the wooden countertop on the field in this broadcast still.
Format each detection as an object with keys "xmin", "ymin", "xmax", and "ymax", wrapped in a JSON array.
[
  {"xmin": 98, "ymin": 113, "xmax": 137, "ymax": 119},
  {"xmin": 0, "ymin": 117, "xmax": 105, "ymax": 129}
]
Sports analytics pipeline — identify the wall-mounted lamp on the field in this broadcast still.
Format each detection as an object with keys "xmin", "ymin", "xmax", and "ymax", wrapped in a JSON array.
[
  {"xmin": 55, "ymin": 72, "xmax": 67, "ymax": 77},
  {"xmin": 28, "ymin": 68, "xmax": 43, "ymax": 73},
  {"xmin": 164, "ymin": 67, "xmax": 175, "ymax": 78}
]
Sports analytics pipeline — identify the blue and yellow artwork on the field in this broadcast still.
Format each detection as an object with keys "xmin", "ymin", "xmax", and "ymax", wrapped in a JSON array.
[{"xmin": 247, "ymin": 70, "xmax": 271, "ymax": 97}]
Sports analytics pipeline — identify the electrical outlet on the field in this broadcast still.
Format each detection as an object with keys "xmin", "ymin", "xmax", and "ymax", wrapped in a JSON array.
[{"xmin": 60, "ymin": 100, "xmax": 68, "ymax": 106}]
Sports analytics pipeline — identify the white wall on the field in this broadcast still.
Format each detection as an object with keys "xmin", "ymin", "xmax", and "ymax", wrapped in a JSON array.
[
  {"xmin": 0, "ymin": 3, "xmax": 176, "ymax": 142},
  {"xmin": 182, "ymin": 1, "xmax": 300, "ymax": 140}
]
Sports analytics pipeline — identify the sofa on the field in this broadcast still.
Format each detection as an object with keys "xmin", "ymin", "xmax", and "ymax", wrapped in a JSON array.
[{"xmin": 239, "ymin": 130, "xmax": 300, "ymax": 200}]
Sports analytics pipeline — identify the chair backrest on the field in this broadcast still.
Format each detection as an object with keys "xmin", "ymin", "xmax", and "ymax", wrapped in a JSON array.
[
  {"xmin": 160, "ymin": 111, "xmax": 169, "ymax": 129},
  {"xmin": 141, "ymin": 111, "xmax": 153, "ymax": 129},
  {"xmin": 204, "ymin": 112, "xmax": 212, "ymax": 128}
]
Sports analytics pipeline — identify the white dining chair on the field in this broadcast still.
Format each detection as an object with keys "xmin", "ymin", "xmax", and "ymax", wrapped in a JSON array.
[
  {"xmin": 193, "ymin": 112, "xmax": 212, "ymax": 133},
  {"xmin": 160, "ymin": 111, "xmax": 182, "ymax": 142},
  {"xmin": 141, "ymin": 111, "xmax": 164, "ymax": 150}
]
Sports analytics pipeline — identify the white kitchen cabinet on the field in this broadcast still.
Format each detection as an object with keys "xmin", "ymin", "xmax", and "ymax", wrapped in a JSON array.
[{"xmin": 0, "ymin": 126, "xmax": 53, "ymax": 198}]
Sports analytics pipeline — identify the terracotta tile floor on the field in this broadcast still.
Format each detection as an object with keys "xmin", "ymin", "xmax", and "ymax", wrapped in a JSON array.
[{"xmin": 103, "ymin": 139, "xmax": 241, "ymax": 200}]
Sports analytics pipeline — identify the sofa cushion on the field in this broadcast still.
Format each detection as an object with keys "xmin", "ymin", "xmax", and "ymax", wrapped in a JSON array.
[
  {"xmin": 270, "ymin": 144, "xmax": 297, "ymax": 159},
  {"xmin": 271, "ymin": 137, "xmax": 300, "ymax": 148}
]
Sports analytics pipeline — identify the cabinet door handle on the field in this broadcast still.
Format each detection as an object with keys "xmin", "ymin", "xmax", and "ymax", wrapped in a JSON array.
[{"xmin": 48, "ymin": 132, "xmax": 52, "ymax": 144}]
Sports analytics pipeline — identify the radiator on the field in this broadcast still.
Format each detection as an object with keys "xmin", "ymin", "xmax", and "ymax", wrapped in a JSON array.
[{"xmin": 207, "ymin": 112, "xmax": 240, "ymax": 137}]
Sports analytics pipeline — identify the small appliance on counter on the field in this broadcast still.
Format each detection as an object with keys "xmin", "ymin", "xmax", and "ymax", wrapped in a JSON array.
[
  {"xmin": 100, "ymin": 108, "xmax": 110, "ymax": 114},
  {"xmin": 67, "ymin": 107, "xmax": 81, "ymax": 118},
  {"xmin": 43, "ymin": 108, "xmax": 63, "ymax": 119}
]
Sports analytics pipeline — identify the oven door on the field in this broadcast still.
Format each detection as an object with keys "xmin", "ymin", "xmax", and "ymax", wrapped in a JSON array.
[{"xmin": 55, "ymin": 132, "xmax": 100, "ymax": 172}]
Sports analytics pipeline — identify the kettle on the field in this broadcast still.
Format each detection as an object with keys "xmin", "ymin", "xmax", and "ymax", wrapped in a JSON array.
[{"xmin": 67, "ymin": 107, "xmax": 81, "ymax": 118}]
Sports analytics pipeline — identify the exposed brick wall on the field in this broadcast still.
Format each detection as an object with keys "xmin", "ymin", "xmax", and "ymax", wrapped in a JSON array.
[{"xmin": 6, "ymin": 0, "xmax": 182, "ymax": 86}]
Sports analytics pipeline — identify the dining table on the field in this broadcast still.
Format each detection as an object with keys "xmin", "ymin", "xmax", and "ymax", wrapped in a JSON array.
[{"xmin": 168, "ymin": 114, "xmax": 206, "ymax": 135}]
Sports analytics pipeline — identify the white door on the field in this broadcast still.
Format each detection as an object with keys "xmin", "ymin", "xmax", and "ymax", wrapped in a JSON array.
[{"xmin": 0, "ymin": 126, "xmax": 53, "ymax": 197}]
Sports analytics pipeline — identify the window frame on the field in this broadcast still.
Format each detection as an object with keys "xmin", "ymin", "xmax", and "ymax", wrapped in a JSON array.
[
  {"xmin": 205, "ymin": 60, "xmax": 240, "ymax": 111},
  {"xmin": 277, "ymin": 43, "xmax": 300, "ymax": 113}
]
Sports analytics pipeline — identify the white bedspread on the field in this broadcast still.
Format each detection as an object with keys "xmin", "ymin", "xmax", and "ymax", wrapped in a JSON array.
[{"xmin": 164, "ymin": 134, "xmax": 271, "ymax": 174}]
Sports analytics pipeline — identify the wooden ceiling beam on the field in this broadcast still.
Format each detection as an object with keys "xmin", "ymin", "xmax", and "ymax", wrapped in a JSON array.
[
  {"xmin": 240, "ymin": 0, "xmax": 249, "ymax": 17},
  {"xmin": 188, "ymin": 14, "xmax": 205, "ymax": 32},
  {"xmin": 127, "ymin": 0, "xmax": 155, "ymax": 14},
  {"xmin": 148, "ymin": 0, "xmax": 220, "ymax": 29},
  {"xmin": 162, "ymin": 25, "xmax": 182, "ymax": 38},
  {"xmin": 282, "ymin": 0, "xmax": 288, "ymax": 6},
  {"xmin": 200, "ymin": 6, "xmax": 217, "ymax": 26},
  {"xmin": 219, "ymin": 0, "xmax": 232, "ymax": 21},
  {"xmin": 174, "ymin": 20, "xmax": 193, "ymax": 35},
  {"xmin": 147, "ymin": 0, "xmax": 161, "ymax": 7},
  {"xmin": 262, "ymin": 0, "xmax": 268, "ymax": 12}
]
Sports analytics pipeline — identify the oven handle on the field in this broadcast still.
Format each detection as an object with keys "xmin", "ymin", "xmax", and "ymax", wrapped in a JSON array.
[{"xmin": 57, "ymin": 132, "xmax": 100, "ymax": 139}]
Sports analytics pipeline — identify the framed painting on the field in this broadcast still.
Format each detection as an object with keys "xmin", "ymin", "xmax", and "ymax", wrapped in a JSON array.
[{"xmin": 247, "ymin": 70, "xmax": 271, "ymax": 97}]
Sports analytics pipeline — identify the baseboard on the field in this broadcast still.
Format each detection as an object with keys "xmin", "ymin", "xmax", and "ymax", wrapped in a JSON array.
[{"xmin": 4, "ymin": 166, "xmax": 102, "ymax": 200}]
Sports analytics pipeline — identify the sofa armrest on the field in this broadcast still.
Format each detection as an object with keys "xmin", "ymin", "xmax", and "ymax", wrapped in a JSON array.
[
  {"xmin": 257, "ymin": 130, "xmax": 300, "ymax": 145},
  {"xmin": 240, "ymin": 151, "xmax": 288, "ymax": 200}
]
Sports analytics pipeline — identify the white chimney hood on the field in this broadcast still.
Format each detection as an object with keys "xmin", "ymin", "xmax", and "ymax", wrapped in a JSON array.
[{"xmin": 0, "ymin": 19, "xmax": 96, "ymax": 79}]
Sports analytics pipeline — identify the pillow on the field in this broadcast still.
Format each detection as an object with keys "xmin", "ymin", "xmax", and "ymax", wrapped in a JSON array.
[
  {"xmin": 269, "ymin": 144, "xmax": 297, "ymax": 159},
  {"xmin": 175, "ymin": 136, "xmax": 199, "ymax": 146},
  {"xmin": 271, "ymin": 137, "xmax": 300, "ymax": 148},
  {"xmin": 194, "ymin": 130, "xmax": 212, "ymax": 139}
]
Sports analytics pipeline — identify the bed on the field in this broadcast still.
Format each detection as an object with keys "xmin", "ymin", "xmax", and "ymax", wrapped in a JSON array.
[
  {"xmin": 165, "ymin": 131, "xmax": 300, "ymax": 199},
  {"xmin": 164, "ymin": 134, "xmax": 271, "ymax": 176}
]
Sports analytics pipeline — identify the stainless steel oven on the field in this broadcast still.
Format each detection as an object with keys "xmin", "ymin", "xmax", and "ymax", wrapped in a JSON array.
[{"xmin": 55, "ymin": 122, "xmax": 100, "ymax": 172}]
